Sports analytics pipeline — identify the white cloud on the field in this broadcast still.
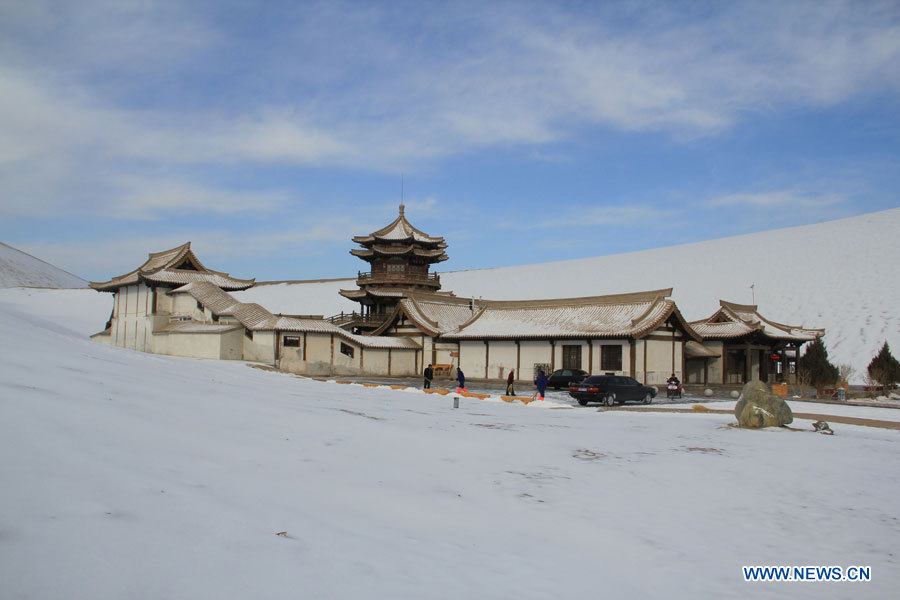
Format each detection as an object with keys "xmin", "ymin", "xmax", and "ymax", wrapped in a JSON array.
[
  {"xmin": 709, "ymin": 191, "xmax": 848, "ymax": 209},
  {"xmin": 0, "ymin": 1, "xmax": 898, "ymax": 220}
]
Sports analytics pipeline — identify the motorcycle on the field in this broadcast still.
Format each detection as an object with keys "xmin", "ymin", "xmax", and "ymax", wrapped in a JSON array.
[{"xmin": 667, "ymin": 381, "xmax": 682, "ymax": 399}]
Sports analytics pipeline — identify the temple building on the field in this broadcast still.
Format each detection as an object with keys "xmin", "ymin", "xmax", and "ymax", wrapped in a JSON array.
[
  {"xmin": 89, "ymin": 208, "xmax": 824, "ymax": 386},
  {"xmin": 338, "ymin": 204, "xmax": 449, "ymax": 331},
  {"xmin": 90, "ymin": 243, "xmax": 420, "ymax": 375},
  {"xmin": 688, "ymin": 300, "xmax": 823, "ymax": 385},
  {"xmin": 367, "ymin": 288, "xmax": 700, "ymax": 385}
]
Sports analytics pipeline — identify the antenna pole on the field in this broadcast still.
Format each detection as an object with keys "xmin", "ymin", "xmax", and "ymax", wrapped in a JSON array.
[{"xmin": 750, "ymin": 283, "xmax": 755, "ymax": 304}]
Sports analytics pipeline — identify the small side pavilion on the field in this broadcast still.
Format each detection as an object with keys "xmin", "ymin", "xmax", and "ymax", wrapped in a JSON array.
[{"xmin": 688, "ymin": 300, "xmax": 823, "ymax": 385}]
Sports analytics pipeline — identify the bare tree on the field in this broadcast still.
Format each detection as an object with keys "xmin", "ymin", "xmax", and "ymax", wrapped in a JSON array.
[{"xmin": 838, "ymin": 363, "xmax": 855, "ymax": 383}]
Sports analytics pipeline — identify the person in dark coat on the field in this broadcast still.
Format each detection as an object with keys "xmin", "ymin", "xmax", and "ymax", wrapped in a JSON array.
[
  {"xmin": 506, "ymin": 369, "xmax": 515, "ymax": 396},
  {"xmin": 423, "ymin": 364, "xmax": 434, "ymax": 389},
  {"xmin": 456, "ymin": 367, "xmax": 467, "ymax": 393},
  {"xmin": 535, "ymin": 370, "xmax": 548, "ymax": 401}
]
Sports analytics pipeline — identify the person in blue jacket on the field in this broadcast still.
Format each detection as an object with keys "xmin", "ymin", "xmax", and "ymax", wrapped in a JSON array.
[
  {"xmin": 456, "ymin": 367, "xmax": 467, "ymax": 393},
  {"xmin": 535, "ymin": 370, "xmax": 548, "ymax": 401}
]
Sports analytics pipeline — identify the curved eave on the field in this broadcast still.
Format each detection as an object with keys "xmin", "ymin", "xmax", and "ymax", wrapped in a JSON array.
[{"xmin": 627, "ymin": 300, "xmax": 702, "ymax": 341}]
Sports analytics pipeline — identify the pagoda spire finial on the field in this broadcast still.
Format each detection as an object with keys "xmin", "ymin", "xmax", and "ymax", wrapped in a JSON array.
[{"xmin": 399, "ymin": 203, "xmax": 405, "ymax": 216}]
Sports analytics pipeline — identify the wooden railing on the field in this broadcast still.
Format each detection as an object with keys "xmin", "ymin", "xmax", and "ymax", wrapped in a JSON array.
[
  {"xmin": 356, "ymin": 271, "xmax": 440, "ymax": 286},
  {"xmin": 326, "ymin": 311, "xmax": 390, "ymax": 327}
]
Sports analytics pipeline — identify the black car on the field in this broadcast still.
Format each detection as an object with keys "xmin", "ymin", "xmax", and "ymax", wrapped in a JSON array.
[
  {"xmin": 539, "ymin": 369, "xmax": 589, "ymax": 390},
  {"xmin": 569, "ymin": 375, "xmax": 656, "ymax": 406}
]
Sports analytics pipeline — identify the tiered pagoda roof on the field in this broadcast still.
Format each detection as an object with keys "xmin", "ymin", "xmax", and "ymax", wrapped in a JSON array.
[
  {"xmin": 689, "ymin": 300, "xmax": 823, "ymax": 342},
  {"xmin": 350, "ymin": 204, "xmax": 448, "ymax": 264},
  {"xmin": 90, "ymin": 242, "xmax": 255, "ymax": 292}
]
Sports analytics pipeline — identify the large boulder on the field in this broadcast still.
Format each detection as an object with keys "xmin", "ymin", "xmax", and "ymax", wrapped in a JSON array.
[{"xmin": 734, "ymin": 381, "xmax": 793, "ymax": 428}]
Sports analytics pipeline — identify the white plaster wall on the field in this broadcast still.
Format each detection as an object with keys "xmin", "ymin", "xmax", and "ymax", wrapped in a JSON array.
[
  {"xmin": 156, "ymin": 290, "xmax": 174, "ymax": 315},
  {"xmin": 220, "ymin": 329, "xmax": 244, "ymax": 360},
  {"xmin": 161, "ymin": 332, "xmax": 223, "ymax": 359},
  {"xmin": 244, "ymin": 331, "xmax": 275, "ymax": 364},
  {"xmin": 459, "ymin": 341, "xmax": 487, "ymax": 380},
  {"xmin": 706, "ymin": 341, "xmax": 724, "ymax": 384},
  {"xmin": 388, "ymin": 350, "xmax": 417, "ymax": 376},
  {"xmin": 646, "ymin": 338, "xmax": 678, "ymax": 385},
  {"xmin": 332, "ymin": 338, "xmax": 361, "ymax": 376},
  {"xmin": 362, "ymin": 348, "xmax": 389, "ymax": 374},
  {"xmin": 487, "ymin": 342, "xmax": 518, "ymax": 380},
  {"xmin": 519, "ymin": 341, "xmax": 553, "ymax": 380},
  {"xmin": 305, "ymin": 334, "xmax": 334, "ymax": 376},
  {"xmin": 171, "ymin": 294, "xmax": 197, "ymax": 317}
]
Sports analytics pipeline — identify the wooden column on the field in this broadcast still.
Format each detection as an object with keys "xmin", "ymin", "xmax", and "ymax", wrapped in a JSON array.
[
  {"xmin": 643, "ymin": 338, "xmax": 648, "ymax": 384},
  {"xmin": 485, "ymin": 341, "xmax": 489, "ymax": 379},
  {"xmin": 550, "ymin": 341, "xmax": 556, "ymax": 371},
  {"xmin": 630, "ymin": 339, "xmax": 636, "ymax": 378},
  {"xmin": 745, "ymin": 343, "xmax": 752, "ymax": 383},
  {"xmin": 516, "ymin": 341, "xmax": 521, "ymax": 381},
  {"xmin": 588, "ymin": 340, "xmax": 593, "ymax": 374},
  {"xmin": 302, "ymin": 332, "xmax": 308, "ymax": 361}
]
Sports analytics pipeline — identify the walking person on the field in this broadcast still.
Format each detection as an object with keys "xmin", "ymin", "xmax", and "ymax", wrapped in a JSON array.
[
  {"xmin": 506, "ymin": 369, "xmax": 515, "ymax": 396},
  {"xmin": 535, "ymin": 370, "xmax": 548, "ymax": 401},
  {"xmin": 456, "ymin": 366, "xmax": 467, "ymax": 394},
  {"xmin": 423, "ymin": 364, "xmax": 434, "ymax": 389}
]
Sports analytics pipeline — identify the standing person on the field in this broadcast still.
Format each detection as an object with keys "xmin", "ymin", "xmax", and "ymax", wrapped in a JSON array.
[
  {"xmin": 456, "ymin": 367, "xmax": 467, "ymax": 394},
  {"xmin": 535, "ymin": 370, "xmax": 548, "ymax": 401},
  {"xmin": 423, "ymin": 364, "xmax": 434, "ymax": 389},
  {"xmin": 506, "ymin": 369, "xmax": 515, "ymax": 396}
]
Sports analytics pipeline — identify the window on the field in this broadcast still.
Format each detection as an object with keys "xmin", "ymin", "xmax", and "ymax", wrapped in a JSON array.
[
  {"xmin": 340, "ymin": 342, "xmax": 354, "ymax": 358},
  {"xmin": 601, "ymin": 345, "xmax": 623, "ymax": 371},
  {"xmin": 284, "ymin": 335, "xmax": 300, "ymax": 347},
  {"xmin": 386, "ymin": 263, "xmax": 404, "ymax": 273},
  {"xmin": 562, "ymin": 345, "xmax": 582, "ymax": 369},
  {"xmin": 244, "ymin": 329, "xmax": 253, "ymax": 340}
]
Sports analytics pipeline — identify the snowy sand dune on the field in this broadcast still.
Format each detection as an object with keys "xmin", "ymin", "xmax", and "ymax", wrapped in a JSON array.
[
  {"xmin": 0, "ymin": 242, "xmax": 87, "ymax": 289},
  {"xmin": 1, "ymin": 288, "xmax": 898, "ymax": 599}
]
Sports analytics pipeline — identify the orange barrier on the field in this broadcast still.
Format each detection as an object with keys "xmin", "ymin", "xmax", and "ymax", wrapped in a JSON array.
[
  {"xmin": 336, "ymin": 381, "xmax": 353, "ymax": 385},
  {"xmin": 424, "ymin": 388, "xmax": 450, "ymax": 395},
  {"xmin": 501, "ymin": 395, "xmax": 536, "ymax": 403},
  {"xmin": 390, "ymin": 385, "xmax": 408, "ymax": 390},
  {"xmin": 462, "ymin": 392, "xmax": 490, "ymax": 399}
]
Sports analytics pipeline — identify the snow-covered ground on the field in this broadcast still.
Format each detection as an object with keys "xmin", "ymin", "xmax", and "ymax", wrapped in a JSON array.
[
  {"xmin": 1, "ymin": 286, "xmax": 898, "ymax": 599},
  {"xmin": 0, "ymin": 241, "xmax": 87, "ymax": 289},
  {"xmin": 236, "ymin": 208, "xmax": 900, "ymax": 383}
]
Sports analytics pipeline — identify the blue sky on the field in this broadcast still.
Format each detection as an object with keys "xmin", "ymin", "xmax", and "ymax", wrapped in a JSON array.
[{"xmin": 1, "ymin": 0, "xmax": 898, "ymax": 282}]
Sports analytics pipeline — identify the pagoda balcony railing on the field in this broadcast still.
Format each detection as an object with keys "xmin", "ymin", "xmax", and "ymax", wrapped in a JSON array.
[
  {"xmin": 326, "ymin": 311, "xmax": 390, "ymax": 328},
  {"xmin": 356, "ymin": 271, "xmax": 440, "ymax": 286}
]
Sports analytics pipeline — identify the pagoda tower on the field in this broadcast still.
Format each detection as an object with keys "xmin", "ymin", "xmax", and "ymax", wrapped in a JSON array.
[{"xmin": 338, "ymin": 204, "xmax": 449, "ymax": 331}]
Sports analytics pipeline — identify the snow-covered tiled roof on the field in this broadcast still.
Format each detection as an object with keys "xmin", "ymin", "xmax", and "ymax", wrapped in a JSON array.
[
  {"xmin": 155, "ymin": 321, "xmax": 243, "ymax": 334},
  {"xmin": 90, "ymin": 242, "xmax": 255, "ymax": 292},
  {"xmin": 371, "ymin": 288, "xmax": 700, "ymax": 341},
  {"xmin": 690, "ymin": 300, "xmax": 823, "ymax": 341},
  {"xmin": 351, "ymin": 204, "xmax": 446, "ymax": 245},
  {"xmin": 169, "ymin": 282, "xmax": 420, "ymax": 349}
]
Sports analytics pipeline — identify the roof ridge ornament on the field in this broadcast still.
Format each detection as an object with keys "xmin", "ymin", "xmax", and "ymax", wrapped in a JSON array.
[{"xmin": 399, "ymin": 203, "xmax": 405, "ymax": 216}]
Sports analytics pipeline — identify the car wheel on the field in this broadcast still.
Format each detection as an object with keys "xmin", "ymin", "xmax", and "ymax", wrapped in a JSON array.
[
  {"xmin": 605, "ymin": 394, "xmax": 616, "ymax": 407},
  {"xmin": 577, "ymin": 399, "xmax": 587, "ymax": 406},
  {"xmin": 643, "ymin": 393, "xmax": 652, "ymax": 404}
]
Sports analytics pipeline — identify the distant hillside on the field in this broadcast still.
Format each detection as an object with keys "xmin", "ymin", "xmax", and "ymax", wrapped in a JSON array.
[
  {"xmin": 235, "ymin": 208, "xmax": 900, "ymax": 382},
  {"xmin": 0, "ymin": 242, "xmax": 87, "ymax": 289}
]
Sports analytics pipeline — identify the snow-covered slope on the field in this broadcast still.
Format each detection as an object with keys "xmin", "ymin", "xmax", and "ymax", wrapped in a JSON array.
[
  {"xmin": 1, "ymin": 286, "xmax": 899, "ymax": 599},
  {"xmin": 0, "ymin": 241, "xmax": 87, "ymax": 288},
  {"xmin": 235, "ymin": 208, "xmax": 900, "ymax": 382}
]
